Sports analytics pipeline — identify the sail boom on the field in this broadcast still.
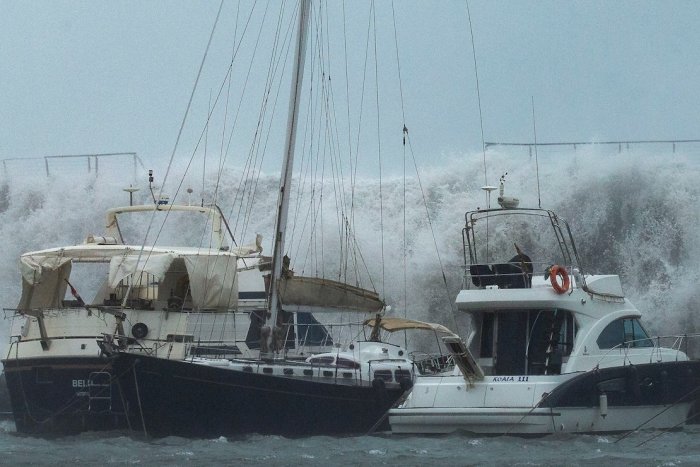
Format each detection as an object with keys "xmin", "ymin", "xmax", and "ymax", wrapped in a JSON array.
[{"xmin": 279, "ymin": 276, "xmax": 384, "ymax": 313}]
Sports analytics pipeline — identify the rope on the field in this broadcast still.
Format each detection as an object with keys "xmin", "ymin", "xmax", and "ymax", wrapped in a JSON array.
[
  {"xmin": 391, "ymin": 0, "xmax": 408, "ymax": 323},
  {"xmin": 465, "ymin": 0, "xmax": 488, "ymax": 188},
  {"xmin": 531, "ymin": 96, "xmax": 542, "ymax": 208},
  {"xmin": 370, "ymin": 0, "xmax": 385, "ymax": 298},
  {"xmin": 132, "ymin": 363, "xmax": 149, "ymax": 438},
  {"xmin": 635, "ymin": 406, "xmax": 700, "ymax": 447},
  {"xmin": 405, "ymin": 133, "xmax": 460, "ymax": 334},
  {"xmin": 614, "ymin": 383, "xmax": 700, "ymax": 444}
]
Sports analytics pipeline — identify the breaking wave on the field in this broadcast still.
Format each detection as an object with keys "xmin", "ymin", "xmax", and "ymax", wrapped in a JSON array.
[{"xmin": 1, "ymin": 146, "xmax": 699, "ymax": 347}]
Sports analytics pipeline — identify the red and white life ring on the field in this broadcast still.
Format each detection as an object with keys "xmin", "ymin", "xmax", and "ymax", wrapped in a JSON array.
[{"xmin": 549, "ymin": 265, "xmax": 570, "ymax": 294}]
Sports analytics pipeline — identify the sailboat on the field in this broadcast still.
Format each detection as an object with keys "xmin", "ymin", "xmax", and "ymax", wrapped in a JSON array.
[{"xmin": 100, "ymin": 0, "xmax": 450, "ymax": 438}]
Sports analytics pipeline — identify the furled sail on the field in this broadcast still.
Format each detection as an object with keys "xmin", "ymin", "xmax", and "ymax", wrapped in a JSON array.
[{"xmin": 278, "ymin": 276, "xmax": 384, "ymax": 313}]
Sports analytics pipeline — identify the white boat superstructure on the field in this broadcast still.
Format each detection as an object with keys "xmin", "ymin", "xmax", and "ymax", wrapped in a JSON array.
[
  {"xmin": 2, "ymin": 203, "xmax": 340, "ymax": 434},
  {"xmin": 389, "ymin": 207, "xmax": 700, "ymax": 435}
]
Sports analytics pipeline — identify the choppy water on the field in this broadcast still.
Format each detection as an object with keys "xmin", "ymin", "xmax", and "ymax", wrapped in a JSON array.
[
  {"xmin": 1, "ymin": 419, "xmax": 700, "ymax": 466},
  {"xmin": 3, "ymin": 148, "xmax": 700, "ymax": 464}
]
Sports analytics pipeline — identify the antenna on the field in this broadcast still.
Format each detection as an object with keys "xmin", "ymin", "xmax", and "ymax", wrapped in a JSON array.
[
  {"xmin": 497, "ymin": 173, "xmax": 519, "ymax": 209},
  {"xmin": 123, "ymin": 185, "xmax": 139, "ymax": 206},
  {"xmin": 531, "ymin": 97, "xmax": 542, "ymax": 208},
  {"xmin": 480, "ymin": 185, "xmax": 497, "ymax": 209},
  {"xmin": 148, "ymin": 169, "xmax": 157, "ymax": 204}
]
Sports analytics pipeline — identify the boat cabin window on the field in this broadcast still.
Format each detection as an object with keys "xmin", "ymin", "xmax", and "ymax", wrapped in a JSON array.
[
  {"xmin": 336, "ymin": 357, "xmax": 360, "ymax": 369},
  {"xmin": 477, "ymin": 309, "xmax": 575, "ymax": 376},
  {"xmin": 597, "ymin": 318, "xmax": 654, "ymax": 349},
  {"xmin": 308, "ymin": 356, "xmax": 335, "ymax": 365},
  {"xmin": 479, "ymin": 314, "xmax": 494, "ymax": 358}
]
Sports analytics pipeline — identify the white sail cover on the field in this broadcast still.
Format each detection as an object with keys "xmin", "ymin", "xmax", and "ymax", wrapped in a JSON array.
[{"xmin": 278, "ymin": 276, "xmax": 384, "ymax": 313}]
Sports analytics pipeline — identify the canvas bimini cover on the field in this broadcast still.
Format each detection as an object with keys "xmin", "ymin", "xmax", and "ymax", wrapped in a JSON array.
[
  {"xmin": 17, "ymin": 246, "xmax": 240, "ymax": 311},
  {"xmin": 108, "ymin": 251, "xmax": 239, "ymax": 310},
  {"xmin": 18, "ymin": 254, "xmax": 73, "ymax": 309}
]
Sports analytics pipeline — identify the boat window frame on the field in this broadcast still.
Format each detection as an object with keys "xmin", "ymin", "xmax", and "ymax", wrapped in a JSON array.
[{"xmin": 596, "ymin": 317, "xmax": 654, "ymax": 349}]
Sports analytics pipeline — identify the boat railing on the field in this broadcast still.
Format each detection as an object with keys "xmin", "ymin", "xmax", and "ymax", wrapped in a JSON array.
[
  {"xmin": 409, "ymin": 351, "xmax": 454, "ymax": 375},
  {"xmin": 595, "ymin": 333, "xmax": 700, "ymax": 365},
  {"xmin": 464, "ymin": 260, "xmax": 577, "ymax": 290},
  {"xmin": 2, "ymin": 308, "xmax": 21, "ymax": 320}
]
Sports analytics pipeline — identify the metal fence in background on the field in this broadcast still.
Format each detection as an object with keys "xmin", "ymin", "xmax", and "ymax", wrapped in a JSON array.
[{"xmin": 1, "ymin": 152, "xmax": 145, "ymax": 180}]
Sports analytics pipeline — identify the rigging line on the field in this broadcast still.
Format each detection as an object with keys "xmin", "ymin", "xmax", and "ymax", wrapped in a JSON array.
[
  {"xmin": 288, "ymin": 15, "xmax": 317, "ymax": 268},
  {"xmin": 314, "ymin": 6, "xmax": 349, "ymax": 274},
  {"xmin": 225, "ymin": 0, "xmax": 278, "ymax": 221},
  {"xmin": 321, "ymin": 64, "xmax": 350, "ymax": 259},
  {"xmin": 124, "ymin": 0, "xmax": 225, "ymax": 306},
  {"xmin": 216, "ymin": 0, "xmax": 275, "ymax": 239},
  {"xmin": 615, "ymin": 383, "xmax": 700, "ymax": 444},
  {"xmin": 132, "ymin": 364, "xmax": 149, "ymax": 439},
  {"xmin": 531, "ymin": 96, "xmax": 542, "ymax": 209},
  {"xmin": 215, "ymin": 0, "xmax": 266, "ymax": 180},
  {"xmin": 159, "ymin": 0, "xmax": 224, "ymax": 200},
  {"xmin": 403, "ymin": 128, "xmax": 407, "ymax": 320},
  {"xmin": 348, "ymin": 0, "xmax": 374, "ymax": 280},
  {"xmin": 317, "ymin": 4, "xmax": 339, "ymax": 278},
  {"xmin": 406, "ymin": 133, "xmax": 460, "ymax": 333},
  {"xmin": 371, "ymin": 0, "xmax": 385, "ymax": 298},
  {"xmin": 231, "ymin": 1, "xmax": 294, "ymax": 243},
  {"xmin": 464, "ymin": 0, "xmax": 488, "ymax": 188},
  {"xmin": 292, "ymin": 8, "xmax": 323, "ymax": 274},
  {"xmin": 234, "ymin": 2, "xmax": 289, "ymax": 245},
  {"xmin": 391, "ymin": 0, "xmax": 408, "ymax": 319},
  {"xmin": 218, "ymin": 2, "xmax": 258, "ymax": 184},
  {"xmin": 204, "ymin": 90, "xmax": 210, "ymax": 195},
  {"xmin": 165, "ymin": 1, "xmax": 260, "ymax": 246},
  {"xmin": 313, "ymin": 7, "xmax": 326, "ymax": 278},
  {"xmin": 213, "ymin": 31, "xmax": 236, "ymax": 207},
  {"xmin": 289, "ymin": 82, "xmax": 315, "ymax": 263},
  {"xmin": 464, "ymin": 0, "xmax": 492, "ymax": 261},
  {"xmin": 634, "ymin": 401, "xmax": 700, "ymax": 447},
  {"xmin": 318, "ymin": 9, "xmax": 351, "ymax": 281},
  {"xmin": 341, "ymin": 0, "xmax": 354, "ymax": 280}
]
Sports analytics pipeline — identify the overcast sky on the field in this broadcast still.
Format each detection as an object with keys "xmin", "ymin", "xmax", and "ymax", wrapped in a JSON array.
[{"xmin": 2, "ymin": 1, "xmax": 699, "ymax": 177}]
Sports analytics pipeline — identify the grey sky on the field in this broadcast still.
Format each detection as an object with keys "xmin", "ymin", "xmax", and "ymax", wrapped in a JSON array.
[{"xmin": 1, "ymin": 1, "xmax": 699, "ymax": 176}]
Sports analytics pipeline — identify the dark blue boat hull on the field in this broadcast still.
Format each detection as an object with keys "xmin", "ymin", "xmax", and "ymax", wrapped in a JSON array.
[
  {"xmin": 1, "ymin": 357, "xmax": 129, "ymax": 435},
  {"xmin": 112, "ymin": 353, "xmax": 404, "ymax": 438}
]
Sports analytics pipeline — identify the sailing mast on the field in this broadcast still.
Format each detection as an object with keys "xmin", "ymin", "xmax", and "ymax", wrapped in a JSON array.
[{"xmin": 265, "ymin": 0, "xmax": 311, "ymax": 355}]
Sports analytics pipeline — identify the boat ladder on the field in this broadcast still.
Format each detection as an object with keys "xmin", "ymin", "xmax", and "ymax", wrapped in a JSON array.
[{"xmin": 88, "ymin": 371, "xmax": 112, "ymax": 412}]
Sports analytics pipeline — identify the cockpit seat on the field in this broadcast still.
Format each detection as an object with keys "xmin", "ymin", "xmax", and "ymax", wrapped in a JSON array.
[
  {"xmin": 492, "ymin": 262, "xmax": 531, "ymax": 288},
  {"xmin": 470, "ymin": 264, "xmax": 497, "ymax": 287},
  {"xmin": 470, "ymin": 255, "xmax": 533, "ymax": 289}
]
